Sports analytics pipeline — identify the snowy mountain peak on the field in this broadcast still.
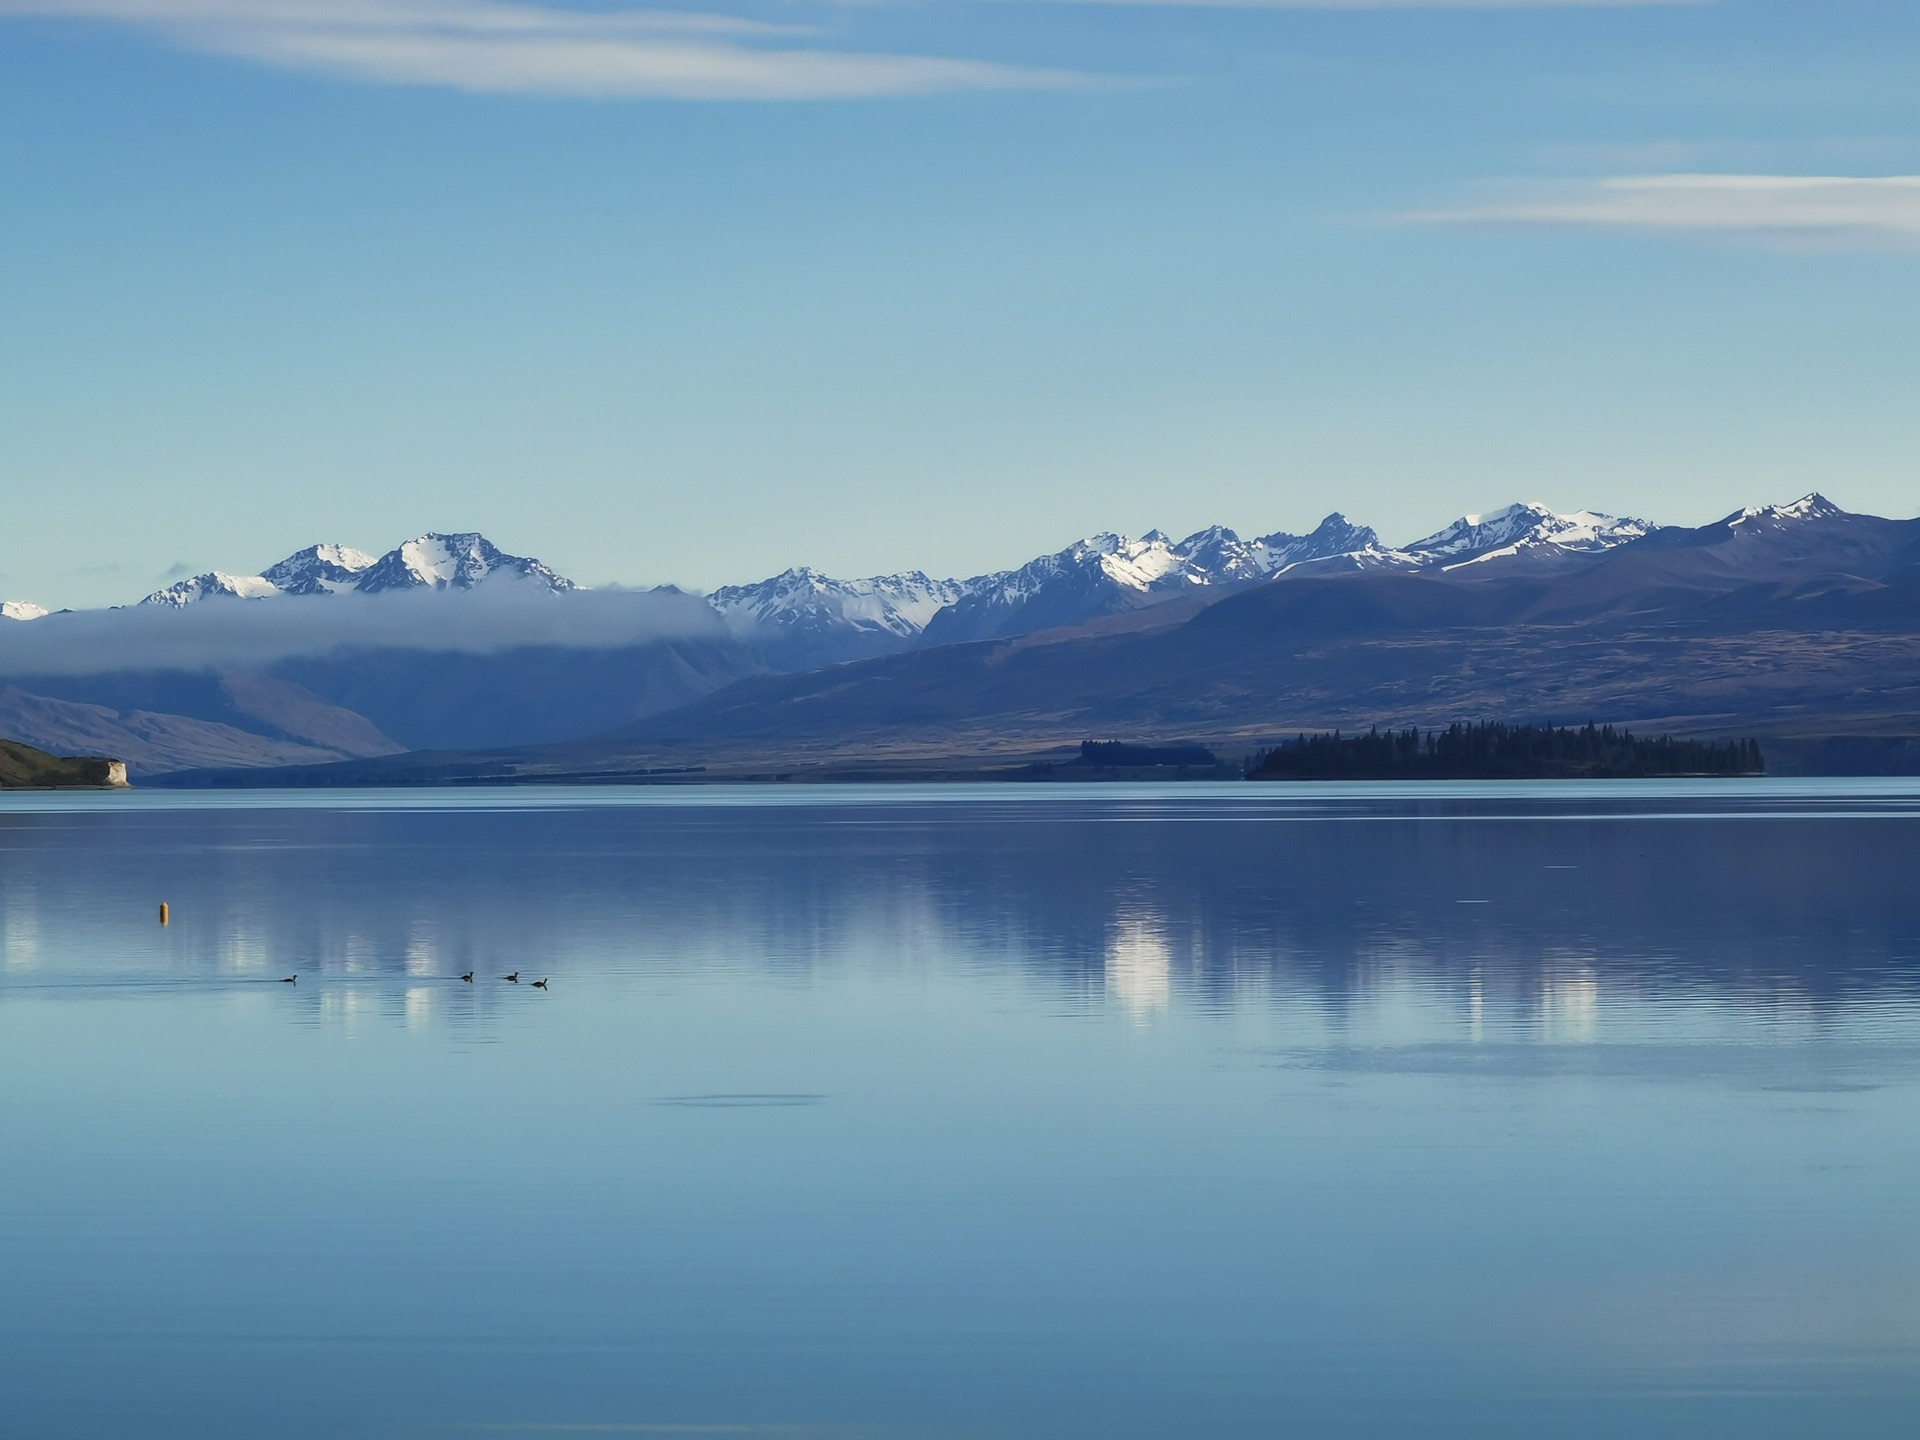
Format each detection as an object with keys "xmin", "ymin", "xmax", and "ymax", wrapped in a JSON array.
[
  {"xmin": 1092, "ymin": 534, "xmax": 1189, "ymax": 591},
  {"xmin": 711, "ymin": 568, "xmax": 965, "ymax": 637},
  {"xmin": 915, "ymin": 513, "xmax": 1396, "ymax": 646},
  {"xmin": 1175, "ymin": 514, "xmax": 1383, "ymax": 585},
  {"xmin": 1404, "ymin": 504, "xmax": 1652, "ymax": 568},
  {"xmin": 141, "ymin": 571, "xmax": 287, "ymax": 608},
  {"xmin": 1031, "ymin": 519, "xmax": 1384, "ymax": 596},
  {"xmin": 1407, "ymin": 502, "xmax": 1554, "ymax": 558},
  {"xmin": 137, "ymin": 534, "xmax": 574, "ymax": 606},
  {"xmin": 261, "ymin": 544, "xmax": 376, "ymax": 596},
  {"xmin": 716, "ymin": 566, "xmax": 857, "ymax": 603},
  {"xmin": 1, "ymin": 601, "xmax": 48, "ymax": 621},
  {"xmin": 709, "ymin": 566, "xmax": 970, "ymax": 667},
  {"xmin": 1269, "ymin": 513, "xmax": 1382, "ymax": 569},
  {"xmin": 354, "ymin": 533, "xmax": 575, "ymax": 595},
  {"xmin": 1729, "ymin": 493, "xmax": 1846, "ymax": 528}
]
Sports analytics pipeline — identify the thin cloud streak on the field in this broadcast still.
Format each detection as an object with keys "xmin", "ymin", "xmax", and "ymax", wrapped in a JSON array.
[
  {"xmin": 0, "ymin": 0, "xmax": 1078, "ymax": 99},
  {"xmin": 1409, "ymin": 175, "xmax": 1920, "ymax": 249},
  {"xmin": 1045, "ymin": 0, "xmax": 1700, "ymax": 8}
]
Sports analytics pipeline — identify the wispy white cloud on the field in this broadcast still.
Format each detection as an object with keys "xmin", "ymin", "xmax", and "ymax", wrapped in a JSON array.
[
  {"xmin": 1408, "ymin": 175, "xmax": 1920, "ymax": 249},
  {"xmin": 1046, "ymin": 0, "xmax": 1700, "ymax": 8},
  {"xmin": 0, "ymin": 0, "xmax": 1716, "ymax": 98},
  {"xmin": 0, "ymin": 0, "xmax": 1078, "ymax": 99}
]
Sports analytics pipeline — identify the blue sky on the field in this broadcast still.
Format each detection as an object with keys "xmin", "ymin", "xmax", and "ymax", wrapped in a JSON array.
[{"xmin": 2, "ymin": 0, "xmax": 1917, "ymax": 607}]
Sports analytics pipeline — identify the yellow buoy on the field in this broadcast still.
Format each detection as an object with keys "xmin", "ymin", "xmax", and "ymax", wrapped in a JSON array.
[{"xmin": 159, "ymin": 902, "xmax": 169, "ymax": 926}]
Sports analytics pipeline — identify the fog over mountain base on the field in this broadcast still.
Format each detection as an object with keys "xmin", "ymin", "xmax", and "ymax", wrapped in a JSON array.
[{"xmin": 0, "ymin": 583, "xmax": 756, "ymax": 771}]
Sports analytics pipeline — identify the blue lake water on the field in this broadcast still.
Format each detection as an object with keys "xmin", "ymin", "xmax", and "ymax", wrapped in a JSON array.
[{"xmin": 3, "ymin": 782, "xmax": 1919, "ymax": 1439}]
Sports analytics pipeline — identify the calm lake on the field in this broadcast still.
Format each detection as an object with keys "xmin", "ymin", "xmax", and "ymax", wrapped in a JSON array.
[{"xmin": 3, "ymin": 782, "xmax": 1919, "ymax": 1439}]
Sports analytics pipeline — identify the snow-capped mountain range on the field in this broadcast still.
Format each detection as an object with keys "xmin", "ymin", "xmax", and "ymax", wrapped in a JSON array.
[
  {"xmin": 0, "ymin": 492, "xmax": 1901, "ymax": 778},
  {"xmin": 700, "ymin": 495, "xmax": 1866, "ymax": 658},
  {"xmin": 139, "ymin": 532, "xmax": 574, "ymax": 608},
  {"xmin": 33, "ymin": 495, "xmax": 1847, "ymax": 665},
  {"xmin": 1402, "ymin": 503, "xmax": 1654, "ymax": 566},
  {"xmin": 916, "ymin": 513, "xmax": 1382, "ymax": 645},
  {"xmin": 710, "ymin": 569, "xmax": 964, "ymax": 643},
  {"xmin": 715, "ymin": 504, "xmax": 1668, "ymax": 652},
  {"xmin": 707, "ymin": 569, "xmax": 968, "ymax": 668}
]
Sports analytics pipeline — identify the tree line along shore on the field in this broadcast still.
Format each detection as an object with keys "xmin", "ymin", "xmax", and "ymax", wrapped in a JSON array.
[{"xmin": 1248, "ymin": 723, "xmax": 1763, "ymax": 782}]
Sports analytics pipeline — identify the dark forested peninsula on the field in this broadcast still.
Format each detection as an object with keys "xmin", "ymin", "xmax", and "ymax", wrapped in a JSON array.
[{"xmin": 1249, "ymin": 723, "xmax": 1763, "ymax": 781}]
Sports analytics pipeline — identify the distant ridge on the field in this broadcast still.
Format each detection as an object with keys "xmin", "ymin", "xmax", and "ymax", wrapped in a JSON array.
[
  {"xmin": 141, "ymin": 532, "xmax": 574, "ymax": 608},
  {"xmin": 120, "ymin": 500, "xmax": 1669, "ymax": 654},
  {"xmin": 1400, "ymin": 504, "xmax": 1654, "ymax": 569},
  {"xmin": 717, "ymin": 503, "xmax": 1662, "ymax": 656},
  {"xmin": 261, "ymin": 544, "xmax": 377, "ymax": 596},
  {"xmin": 22, "ymin": 491, "xmax": 1913, "ymax": 781},
  {"xmin": 127, "ymin": 489, "xmax": 1920, "ymax": 786},
  {"xmin": 918, "ymin": 514, "xmax": 1381, "ymax": 646},
  {"xmin": 709, "ymin": 568, "xmax": 967, "ymax": 669},
  {"xmin": 122, "ymin": 503, "xmax": 1657, "ymax": 663}
]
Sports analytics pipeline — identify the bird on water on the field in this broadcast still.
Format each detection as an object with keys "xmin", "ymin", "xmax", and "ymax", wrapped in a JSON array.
[
  {"xmin": 531, "ymin": 978, "xmax": 548, "ymax": 990},
  {"xmin": 504, "ymin": 972, "xmax": 520, "ymax": 983},
  {"xmin": 280, "ymin": 975, "xmax": 297, "ymax": 984},
  {"xmin": 460, "ymin": 971, "xmax": 474, "ymax": 983}
]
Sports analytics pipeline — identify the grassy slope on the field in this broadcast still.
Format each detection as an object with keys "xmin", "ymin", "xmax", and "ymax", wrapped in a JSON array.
[{"xmin": 0, "ymin": 738, "xmax": 128, "ymax": 788}]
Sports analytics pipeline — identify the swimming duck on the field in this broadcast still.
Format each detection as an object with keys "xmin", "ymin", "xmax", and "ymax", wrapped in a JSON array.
[
  {"xmin": 531, "ymin": 978, "xmax": 549, "ymax": 990},
  {"xmin": 460, "ymin": 971, "xmax": 474, "ymax": 983},
  {"xmin": 280, "ymin": 975, "xmax": 297, "ymax": 984},
  {"xmin": 504, "ymin": 972, "xmax": 520, "ymax": 983}
]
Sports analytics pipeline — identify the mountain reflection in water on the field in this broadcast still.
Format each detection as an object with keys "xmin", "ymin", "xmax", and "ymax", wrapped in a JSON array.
[
  {"xmin": 2, "ymin": 783, "xmax": 1918, "ymax": 1440},
  {"xmin": 3, "ymin": 783, "xmax": 1916, "ymax": 1016}
]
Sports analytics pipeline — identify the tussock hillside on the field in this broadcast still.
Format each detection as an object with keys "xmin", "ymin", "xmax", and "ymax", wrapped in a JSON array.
[{"xmin": 0, "ymin": 737, "xmax": 128, "ymax": 789}]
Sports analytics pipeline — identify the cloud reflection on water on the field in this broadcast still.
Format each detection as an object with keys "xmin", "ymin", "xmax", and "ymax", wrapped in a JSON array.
[
  {"xmin": 1104, "ymin": 914, "xmax": 1173, "ymax": 1019},
  {"xmin": 2, "ymin": 786, "xmax": 1919, "ymax": 1047}
]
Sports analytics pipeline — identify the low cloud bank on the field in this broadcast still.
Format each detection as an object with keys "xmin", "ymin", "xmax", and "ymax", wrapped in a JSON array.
[{"xmin": 0, "ymin": 580, "xmax": 734, "ymax": 678}]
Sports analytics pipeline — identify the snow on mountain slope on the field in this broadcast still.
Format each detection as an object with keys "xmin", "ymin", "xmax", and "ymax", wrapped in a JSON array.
[
  {"xmin": 352, "ymin": 533, "xmax": 574, "ymax": 594},
  {"xmin": 1, "ymin": 602, "xmax": 48, "ymax": 621},
  {"xmin": 919, "ymin": 514, "xmax": 1382, "ymax": 646},
  {"xmin": 1401, "ymin": 504, "xmax": 1653, "ymax": 569},
  {"xmin": 966, "ymin": 515, "xmax": 1379, "ymax": 610},
  {"xmin": 708, "ymin": 568, "xmax": 968, "ymax": 668},
  {"xmin": 1724, "ymin": 493, "xmax": 1846, "ymax": 531},
  {"xmin": 1633, "ymin": 493, "xmax": 1920, "ymax": 581},
  {"xmin": 712, "ymin": 568, "xmax": 965, "ymax": 638},
  {"xmin": 261, "ymin": 544, "xmax": 375, "ymax": 595},
  {"xmin": 1183, "ymin": 514, "xmax": 1381, "ymax": 584},
  {"xmin": 1274, "ymin": 543, "xmax": 1425, "ymax": 578},
  {"xmin": 956, "ymin": 530, "xmax": 1184, "ymax": 614},
  {"xmin": 139, "ymin": 534, "xmax": 575, "ymax": 606},
  {"xmin": 141, "ymin": 572, "xmax": 287, "ymax": 607}
]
